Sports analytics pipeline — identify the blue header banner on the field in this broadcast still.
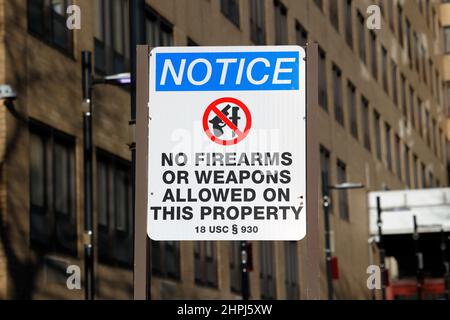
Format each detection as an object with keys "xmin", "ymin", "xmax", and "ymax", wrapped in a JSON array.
[{"xmin": 155, "ymin": 51, "xmax": 300, "ymax": 92}]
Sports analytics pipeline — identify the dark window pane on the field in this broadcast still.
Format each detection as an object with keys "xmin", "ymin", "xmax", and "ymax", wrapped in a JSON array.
[
  {"xmin": 221, "ymin": 0, "xmax": 240, "ymax": 27},
  {"xmin": 333, "ymin": 64, "xmax": 344, "ymax": 125},
  {"xmin": 344, "ymin": 0, "xmax": 353, "ymax": 48},
  {"xmin": 250, "ymin": 0, "xmax": 265, "ymax": 45},
  {"xmin": 260, "ymin": 242, "xmax": 276, "ymax": 299},
  {"xmin": 374, "ymin": 111, "xmax": 382, "ymax": 161},
  {"xmin": 329, "ymin": 0, "xmax": 339, "ymax": 31},
  {"xmin": 357, "ymin": 11, "xmax": 366, "ymax": 64},
  {"xmin": 30, "ymin": 133, "xmax": 46, "ymax": 208},
  {"xmin": 348, "ymin": 81, "xmax": 357, "ymax": 138},
  {"xmin": 274, "ymin": 0, "xmax": 287, "ymax": 45},
  {"xmin": 230, "ymin": 241, "xmax": 242, "ymax": 293},
  {"xmin": 337, "ymin": 160, "xmax": 349, "ymax": 220},
  {"xmin": 30, "ymin": 131, "xmax": 49, "ymax": 247},
  {"xmin": 28, "ymin": 0, "xmax": 45, "ymax": 36},
  {"xmin": 53, "ymin": 135, "xmax": 76, "ymax": 254},
  {"xmin": 318, "ymin": 48, "xmax": 328, "ymax": 110},
  {"xmin": 296, "ymin": 21, "xmax": 307, "ymax": 47},
  {"xmin": 284, "ymin": 241, "xmax": 299, "ymax": 299},
  {"xmin": 385, "ymin": 123, "xmax": 392, "ymax": 172},
  {"xmin": 361, "ymin": 96, "xmax": 371, "ymax": 151}
]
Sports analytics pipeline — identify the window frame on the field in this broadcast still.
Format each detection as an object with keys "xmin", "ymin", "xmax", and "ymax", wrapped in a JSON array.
[
  {"xmin": 29, "ymin": 120, "xmax": 77, "ymax": 256},
  {"xmin": 96, "ymin": 149, "xmax": 133, "ymax": 268},
  {"xmin": 27, "ymin": 0, "xmax": 74, "ymax": 56},
  {"xmin": 221, "ymin": 0, "xmax": 240, "ymax": 28}
]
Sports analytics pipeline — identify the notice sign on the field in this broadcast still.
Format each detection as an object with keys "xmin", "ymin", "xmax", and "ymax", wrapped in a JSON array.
[{"xmin": 148, "ymin": 46, "xmax": 306, "ymax": 240}]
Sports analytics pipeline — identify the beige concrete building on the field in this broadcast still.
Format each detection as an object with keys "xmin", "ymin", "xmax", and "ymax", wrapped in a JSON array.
[{"xmin": 0, "ymin": 0, "xmax": 448, "ymax": 300}]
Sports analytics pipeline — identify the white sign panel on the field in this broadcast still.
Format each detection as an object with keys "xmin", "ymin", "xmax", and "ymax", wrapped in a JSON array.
[
  {"xmin": 368, "ymin": 188, "xmax": 450, "ymax": 235},
  {"xmin": 147, "ymin": 46, "xmax": 306, "ymax": 240}
]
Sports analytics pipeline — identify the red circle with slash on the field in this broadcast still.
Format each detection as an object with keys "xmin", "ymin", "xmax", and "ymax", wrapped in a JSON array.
[{"xmin": 203, "ymin": 97, "xmax": 252, "ymax": 146}]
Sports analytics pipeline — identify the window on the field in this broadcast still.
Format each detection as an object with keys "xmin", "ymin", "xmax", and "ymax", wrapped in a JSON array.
[
  {"xmin": 430, "ymin": 59, "xmax": 435, "ymax": 96},
  {"xmin": 27, "ymin": 0, "xmax": 73, "ymax": 53},
  {"xmin": 405, "ymin": 144, "xmax": 411, "ymax": 188},
  {"xmin": 374, "ymin": 111, "xmax": 382, "ymax": 161},
  {"xmin": 230, "ymin": 242, "xmax": 242, "ymax": 293},
  {"xmin": 320, "ymin": 145, "xmax": 331, "ymax": 198},
  {"xmin": 414, "ymin": 31, "xmax": 420, "ymax": 71},
  {"xmin": 333, "ymin": 64, "xmax": 344, "ymax": 126},
  {"xmin": 284, "ymin": 242, "xmax": 299, "ymax": 300},
  {"xmin": 370, "ymin": 31, "xmax": 377, "ymax": 80},
  {"xmin": 442, "ymin": 129, "xmax": 447, "ymax": 162},
  {"xmin": 418, "ymin": 98, "xmax": 423, "ymax": 137},
  {"xmin": 274, "ymin": 0, "xmax": 288, "ymax": 45},
  {"xmin": 361, "ymin": 96, "xmax": 371, "ymax": 151},
  {"xmin": 260, "ymin": 242, "xmax": 276, "ymax": 299},
  {"xmin": 391, "ymin": 60, "xmax": 398, "ymax": 106},
  {"xmin": 357, "ymin": 11, "xmax": 366, "ymax": 64},
  {"xmin": 385, "ymin": 123, "xmax": 392, "ymax": 171},
  {"xmin": 152, "ymin": 241, "xmax": 180, "ymax": 279},
  {"xmin": 433, "ymin": 8, "xmax": 438, "ymax": 39},
  {"xmin": 146, "ymin": 7, "xmax": 173, "ymax": 48},
  {"xmin": 30, "ymin": 121, "xmax": 76, "ymax": 255},
  {"xmin": 96, "ymin": 150, "xmax": 133, "ymax": 267},
  {"xmin": 401, "ymin": 74, "xmax": 407, "ymax": 119},
  {"xmin": 336, "ymin": 160, "xmax": 349, "ymax": 220},
  {"xmin": 421, "ymin": 162, "xmax": 427, "ymax": 188},
  {"xmin": 296, "ymin": 21, "xmax": 308, "ymax": 47},
  {"xmin": 397, "ymin": 5, "xmax": 404, "ymax": 47},
  {"xmin": 221, "ymin": 0, "xmax": 240, "ymax": 27},
  {"xmin": 344, "ymin": 0, "xmax": 353, "ymax": 48},
  {"xmin": 413, "ymin": 154, "xmax": 419, "ymax": 189},
  {"xmin": 250, "ymin": 0, "xmax": 265, "ymax": 45},
  {"xmin": 395, "ymin": 134, "xmax": 402, "ymax": 180},
  {"xmin": 329, "ymin": 0, "xmax": 339, "ymax": 31},
  {"xmin": 432, "ymin": 119, "xmax": 437, "ymax": 154},
  {"xmin": 406, "ymin": 19, "xmax": 412, "ymax": 66},
  {"xmin": 318, "ymin": 47, "xmax": 328, "ymax": 110},
  {"xmin": 94, "ymin": 0, "xmax": 130, "ymax": 74},
  {"xmin": 409, "ymin": 86, "xmax": 416, "ymax": 128},
  {"xmin": 425, "ymin": 109, "xmax": 431, "ymax": 146},
  {"xmin": 347, "ymin": 81, "xmax": 358, "ymax": 138},
  {"xmin": 195, "ymin": 241, "xmax": 218, "ymax": 287},
  {"xmin": 421, "ymin": 44, "xmax": 427, "ymax": 84},
  {"xmin": 381, "ymin": 46, "xmax": 388, "ymax": 93}
]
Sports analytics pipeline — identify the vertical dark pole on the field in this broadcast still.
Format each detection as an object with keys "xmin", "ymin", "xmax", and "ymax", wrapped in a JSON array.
[
  {"xmin": 376, "ymin": 196, "xmax": 386, "ymax": 300},
  {"xmin": 413, "ymin": 215, "xmax": 423, "ymax": 300},
  {"xmin": 240, "ymin": 241, "xmax": 250, "ymax": 300},
  {"xmin": 321, "ymin": 172, "xmax": 333, "ymax": 300},
  {"xmin": 82, "ymin": 51, "xmax": 94, "ymax": 300},
  {"xmin": 130, "ymin": 0, "xmax": 148, "ymax": 299},
  {"xmin": 304, "ymin": 43, "xmax": 320, "ymax": 299},
  {"xmin": 440, "ymin": 229, "xmax": 449, "ymax": 300}
]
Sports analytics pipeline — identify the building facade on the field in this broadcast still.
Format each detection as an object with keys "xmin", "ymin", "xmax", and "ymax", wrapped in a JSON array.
[{"xmin": 0, "ymin": 0, "xmax": 448, "ymax": 300}]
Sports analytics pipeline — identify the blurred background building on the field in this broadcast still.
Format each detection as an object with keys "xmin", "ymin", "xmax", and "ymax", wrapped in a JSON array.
[{"xmin": 0, "ymin": 0, "xmax": 449, "ymax": 300}]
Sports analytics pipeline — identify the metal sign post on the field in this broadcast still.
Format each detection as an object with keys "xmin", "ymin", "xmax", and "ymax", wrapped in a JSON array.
[{"xmin": 134, "ymin": 45, "xmax": 151, "ymax": 300}]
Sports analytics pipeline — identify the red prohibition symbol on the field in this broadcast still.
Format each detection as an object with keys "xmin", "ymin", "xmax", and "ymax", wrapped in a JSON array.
[{"xmin": 203, "ymin": 97, "xmax": 252, "ymax": 146}]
